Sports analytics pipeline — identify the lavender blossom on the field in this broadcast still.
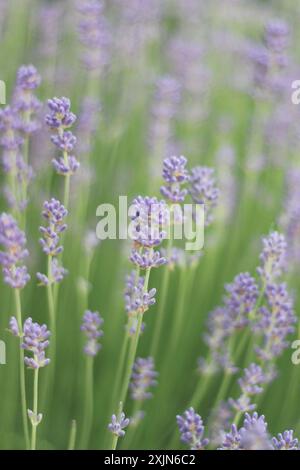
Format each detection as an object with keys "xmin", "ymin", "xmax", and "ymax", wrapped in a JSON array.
[
  {"xmin": 265, "ymin": 20, "xmax": 289, "ymax": 54},
  {"xmin": 0, "ymin": 213, "xmax": 30, "ymax": 289},
  {"xmin": 189, "ymin": 166, "xmax": 219, "ymax": 226},
  {"xmin": 219, "ymin": 424, "xmax": 242, "ymax": 450},
  {"xmin": 177, "ymin": 408, "xmax": 209, "ymax": 450},
  {"xmin": 12, "ymin": 65, "xmax": 42, "ymax": 135},
  {"xmin": 130, "ymin": 248, "xmax": 166, "ymax": 269},
  {"xmin": 258, "ymin": 231, "xmax": 287, "ymax": 282},
  {"xmin": 272, "ymin": 430, "xmax": 299, "ymax": 450},
  {"xmin": 77, "ymin": 0, "xmax": 111, "ymax": 74},
  {"xmin": 0, "ymin": 106, "xmax": 32, "ymax": 211},
  {"xmin": 108, "ymin": 412, "xmax": 130, "ymax": 438},
  {"xmin": 229, "ymin": 364, "xmax": 269, "ymax": 413},
  {"xmin": 22, "ymin": 317, "xmax": 51, "ymax": 369},
  {"xmin": 149, "ymin": 76, "xmax": 181, "ymax": 171},
  {"xmin": 239, "ymin": 412, "xmax": 272, "ymax": 450},
  {"xmin": 124, "ymin": 271, "xmax": 156, "ymax": 315},
  {"xmin": 39, "ymin": 198, "xmax": 67, "ymax": 256},
  {"xmin": 253, "ymin": 282, "xmax": 296, "ymax": 361},
  {"xmin": 130, "ymin": 357, "xmax": 158, "ymax": 401},
  {"xmin": 224, "ymin": 273, "xmax": 259, "ymax": 328},
  {"xmin": 81, "ymin": 310, "xmax": 104, "ymax": 356},
  {"xmin": 46, "ymin": 97, "xmax": 79, "ymax": 176},
  {"xmin": 9, "ymin": 316, "xmax": 20, "ymax": 337},
  {"xmin": 160, "ymin": 156, "xmax": 189, "ymax": 203}
]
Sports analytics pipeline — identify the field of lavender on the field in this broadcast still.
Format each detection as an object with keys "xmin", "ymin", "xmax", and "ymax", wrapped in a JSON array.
[{"xmin": 0, "ymin": 0, "xmax": 300, "ymax": 452}]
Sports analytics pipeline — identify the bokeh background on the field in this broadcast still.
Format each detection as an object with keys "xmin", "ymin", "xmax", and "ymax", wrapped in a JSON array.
[{"xmin": 0, "ymin": 0, "xmax": 300, "ymax": 450}]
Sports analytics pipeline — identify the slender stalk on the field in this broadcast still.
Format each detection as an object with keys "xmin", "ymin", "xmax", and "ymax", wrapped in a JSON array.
[
  {"xmin": 79, "ymin": 356, "xmax": 94, "ymax": 449},
  {"xmin": 150, "ymin": 237, "xmax": 172, "ymax": 357},
  {"xmin": 111, "ymin": 267, "xmax": 151, "ymax": 450},
  {"xmin": 68, "ymin": 420, "xmax": 77, "ymax": 450},
  {"xmin": 31, "ymin": 367, "xmax": 39, "ymax": 450},
  {"xmin": 14, "ymin": 288, "xmax": 30, "ymax": 450}
]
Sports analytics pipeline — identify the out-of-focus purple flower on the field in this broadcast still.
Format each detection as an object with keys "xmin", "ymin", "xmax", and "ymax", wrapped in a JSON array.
[
  {"xmin": 124, "ymin": 270, "xmax": 156, "ymax": 315},
  {"xmin": 3, "ymin": 265, "xmax": 30, "ymax": 289},
  {"xmin": 238, "ymin": 363, "xmax": 268, "ymax": 396},
  {"xmin": 12, "ymin": 65, "xmax": 42, "ymax": 135},
  {"xmin": 272, "ymin": 430, "xmax": 299, "ymax": 450},
  {"xmin": 22, "ymin": 317, "xmax": 51, "ymax": 369},
  {"xmin": 81, "ymin": 310, "xmax": 104, "ymax": 356},
  {"xmin": 177, "ymin": 407, "xmax": 209, "ymax": 450},
  {"xmin": 160, "ymin": 156, "xmax": 189, "ymax": 203},
  {"xmin": 224, "ymin": 273, "xmax": 259, "ymax": 328},
  {"xmin": 108, "ymin": 412, "xmax": 130, "ymax": 437},
  {"xmin": 258, "ymin": 231, "xmax": 287, "ymax": 282},
  {"xmin": 149, "ymin": 76, "xmax": 181, "ymax": 170},
  {"xmin": 77, "ymin": 0, "xmax": 111, "ymax": 74},
  {"xmin": 281, "ymin": 168, "xmax": 300, "ymax": 270},
  {"xmin": 229, "ymin": 364, "xmax": 270, "ymax": 414},
  {"xmin": 77, "ymin": 98, "xmax": 101, "ymax": 156},
  {"xmin": 189, "ymin": 166, "xmax": 219, "ymax": 226},
  {"xmin": 130, "ymin": 357, "xmax": 158, "ymax": 401},
  {"xmin": 16, "ymin": 65, "xmax": 41, "ymax": 90},
  {"xmin": 253, "ymin": 282, "xmax": 296, "ymax": 361},
  {"xmin": 0, "ymin": 213, "xmax": 30, "ymax": 289},
  {"xmin": 265, "ymin": 20, "xmax": 289, "ymax": 54},
  {"xmin": 239, "ymin": 412, "xmax": 272, "ymax": 450},
  {"xmin": 0, "ymin": 213, "xmax": 28, "ymax": 266},
  {"xmin": 9, "ymin": 316, "xmax": 20, "ymax": 337}
]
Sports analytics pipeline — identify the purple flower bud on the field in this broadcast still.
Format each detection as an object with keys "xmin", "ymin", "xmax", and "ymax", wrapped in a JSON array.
[
  {"xmin": 130, "ymin": 357, "xmax": 158, "ymax": 401},
  {"xmin": 189, "ymin": 166, "xmax": 219, "ymax": 226},
  {"xmin": 22, "ymin": 318, "xmax": 51, "ymax": 369},
  {"xmin": 108, "ymin": 412, "xmax": 130, "ymax": 437},
  {"xmin": 160, "ymin": 155, "xmax": 189, "ymax": 203},
  {"xmin": 124, "ymin": 271, "xmax": 156, "ymax": 315},
  {"xmin": 272, "ymin": 430, "xmax": 299, "ymax": 450},
  {"xmin": 9, "ymin": 316, "xmax": 20, "ymax": 337},
  {"xmin": 130, "ymin": 248, "xmax": 166, "ymax": 269},
  {"xmin": 16, "ymin": 65, "xmax": 41, "ymax": 90},
  {"xmin": 46, "ymin": 97, "xmax": 76, "ymax": 130},
  {"xmin": 258, "ymin": 231, "xmax": 286, "ymax": 282},
  {"xmin": 177, "ymin": 407, "xmax": 209, "ymax": 450},
  {"xmin": 81, "ymin": 310, "xmax": 104, "ymax": 356}
]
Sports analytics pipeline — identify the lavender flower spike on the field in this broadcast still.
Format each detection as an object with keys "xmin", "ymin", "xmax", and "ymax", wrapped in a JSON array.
[
  {"xmin": 81, "ymin": 310, "xmax": 104, "ymax": 356},
  {"xmin": 0, "ymin": 213, "xmax": 30, "ymax": 289},
  {"xmin": 108, "ymin": 412, "xmax": 130, "ymax": 437},
  {"xmin": 22, "ymin": 317, "xmax": 51, "ymax": 369},
  {"xmin": 46, "ymin": 97, "xmax": 79, "ymax": 176},
  {"xmin": 258, "ymin": 231, "xmax": 286, "ymax": 282},
  {"xmin": 39, "ymin": 198, "xmax": 67, "ymax": 257},
  {"xmin": 272, "ymin": 430, "xmax": 299, "ymax": 450},
  {"xmin": 189, "ymin": 166, "xmax": 219, "ymax": 226},
  {"xmin": 177, "ymin": 407, "xmax": 209, "ymax": 450},
  {"xmin": 130, "ymin": 357, "xmax": 158, "ymax": 401},
  {"xmin": 160, "ymin": 155, "xmax": 189, "ymax": 203},
  {"xmin": 13, "ymin": 64, "xmax": 42, "ymax": 135}
]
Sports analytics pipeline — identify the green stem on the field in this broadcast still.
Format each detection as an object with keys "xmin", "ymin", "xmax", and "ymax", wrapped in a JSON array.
[
  {"xmin": 31, "ymin": 367, "xmax": 39, "ymax": 450},
  {"xmin": 111, "ymin": 267, "xmax": 151, "ymax": 450},
  {"xmin": 80, "ymin": 356, "xmax": 94, "ymax": 449},
  {"xmin": 150, "ymin": 237, "xmax": 172, "ymax": 357},
  {"xmin": 14, "ymin": 288, "xmax": 30, "ymax": 450},
  {"xmin": 68, "ymin": 420, "xmax": 77, "ymax": 450}
]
